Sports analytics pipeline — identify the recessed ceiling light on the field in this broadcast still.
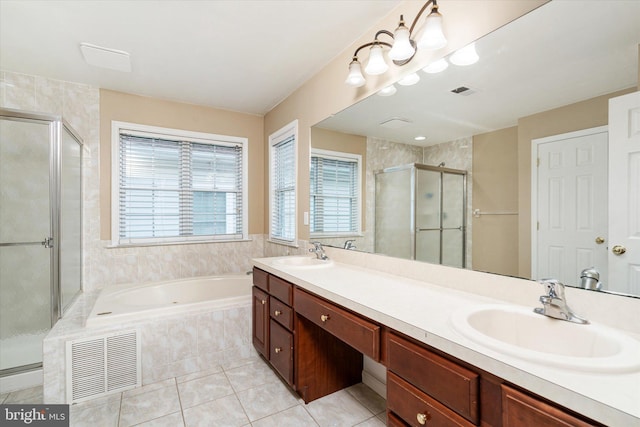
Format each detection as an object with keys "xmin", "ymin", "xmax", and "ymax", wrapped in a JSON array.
[
  {"xmin": 80, "ymin": 43, "xmax": 131, "ymax": 72},
  {"xmin": 414, "ymin": 136, "xmax": 427, "ymax": 141}
]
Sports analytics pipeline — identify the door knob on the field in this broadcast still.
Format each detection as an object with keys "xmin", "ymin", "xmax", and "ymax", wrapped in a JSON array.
[
  {"xmin": 595, "ymin": 237, "xmax": 605, "ymax": 244},
  {"xmin": 612, "ymin": 245, "xmax": 626, "ymax": 255}
]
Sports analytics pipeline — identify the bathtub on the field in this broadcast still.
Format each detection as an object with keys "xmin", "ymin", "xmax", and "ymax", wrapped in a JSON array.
[{"xmin": 86, "ymin": 275, "xmax": 253, "ymax": 327}]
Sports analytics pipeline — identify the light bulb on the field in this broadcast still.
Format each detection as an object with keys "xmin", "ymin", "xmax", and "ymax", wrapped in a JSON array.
[
  {"xmin": 388, "ymin": 16, "xmax": 415, "ymax": 61},
  {"xmin": 377, "ymin": 85, "xmax": 397, "ymax": 97},
  {"xmin": 345, "ymin": 58, "xmax": 366, "ymax": 87},
  {"xmin": 450, "ymin": 42, "xmax": 479, "ymax": 66},
  {"xmin": 417, "ymin": 7, "xmax": 447, "ymax": 50},
  {"xmin": 422, "ymin": 58, "xmax": 448, "ymax": 74},
  {"xmin": 365, "ymin": 44, "xmax": 388, "ymax": 75},
  {"xmin": 398, "ymin": 73, "xmax": 420, "ymax": 86}
]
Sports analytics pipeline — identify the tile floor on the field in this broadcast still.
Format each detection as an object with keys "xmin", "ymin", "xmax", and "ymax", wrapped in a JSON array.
[{"xmin": 1, "ymin": 357, "xmax": 387, "ymax": 427}]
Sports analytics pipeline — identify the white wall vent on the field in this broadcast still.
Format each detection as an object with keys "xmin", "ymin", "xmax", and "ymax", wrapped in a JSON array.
[{"xmin": 66, "ymin": 330, "xmax": 141, "ymax": 403}]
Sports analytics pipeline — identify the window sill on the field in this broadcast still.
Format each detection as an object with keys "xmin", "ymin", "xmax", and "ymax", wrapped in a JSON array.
[
  {"xmin": 106, "ymin": 238, "xmax": 254, "ymax": 249},
  {"xmin": 310, "ymin": 233, "xmax": 363, "ymax": 239}
]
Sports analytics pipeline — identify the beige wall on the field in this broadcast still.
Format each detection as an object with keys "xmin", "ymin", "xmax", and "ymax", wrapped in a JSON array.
[
  {"xmin": 517, "ymin": 88, "xmax": 635, "ymax": 277},
  {"xmin": 310, "ymin": 127, "xmax": 367, "ymax": 231},
  {"xmin": 100, "ymin": 89, "xmax": 265, "ymax": 239},
  {"xmin": 473, "ymin": 126, "xmax": 519, "ymax": 276},
  {"xmin": 264, "ymin": 0, "xmax": 548, "ymax": 243}
]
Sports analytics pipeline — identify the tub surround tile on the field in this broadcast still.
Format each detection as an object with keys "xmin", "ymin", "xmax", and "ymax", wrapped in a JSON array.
[
  {"xmin": 304, "ymin": 389, "xmax": 374, "ymax": 427},
  {"xmin": 251, "ymin": 405, "xmax": 319, "ymax": 427},
  {"xmin": 223, "ymin": 307, "xmax": 251, "ymax": 349},
  {"xmin": 169, "ymin": 317, "xmax": 198, "ymax": 362},
  {"xmin": 196, "ymin": 311, "xmax": 225, "ymax": 354},
  {"xmin": 235, "ymin": 379, "xmax": 300, "ymax": 421},
  {"xmin": 177, "ymin": 372, "xmax": 234, "ymax": 409},
  {"xmin": 182, "ymin": 394, "xmax": 249, "ymax": 427},
  {"xmin": 119, "ymin": 382, "xmax": 181, "ymax": 427}
]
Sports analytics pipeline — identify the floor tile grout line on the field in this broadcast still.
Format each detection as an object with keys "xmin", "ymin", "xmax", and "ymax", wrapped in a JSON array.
[{"xmin": 173, "ymin": 378, "xmax": 187, "ymax": 427}]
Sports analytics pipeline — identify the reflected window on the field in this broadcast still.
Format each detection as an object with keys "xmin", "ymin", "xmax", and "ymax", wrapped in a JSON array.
[
  {"xmin": 310, "ymin": 149, "xmax": 361, "ymax": 236},
  {"xmin": 112, "ymin": 122, "xmax": 247, "ymax": 245},
  {"xmin": 269, "ymin": 120, "xmax": 298, "ymax": 243}
]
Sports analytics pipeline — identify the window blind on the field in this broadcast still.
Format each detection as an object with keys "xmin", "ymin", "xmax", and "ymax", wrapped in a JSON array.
[
  {"xmin": 310, "ymin": 155, "xmax": 358, "ymax": 234},
  {"xmin": 271, "ymin": 135, "xmax": 296, "ymax": 241},
  {"xmin": 118, "ymin": 133, "xmax": 243, "ymax": 243}
]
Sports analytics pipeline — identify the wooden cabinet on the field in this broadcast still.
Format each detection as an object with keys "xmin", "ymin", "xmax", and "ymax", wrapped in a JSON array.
[
  {"xmin": 251, "ymin": 286, "xmax": 269, "ymax": 359},
  {"xmin": 251, "ymin": 268, "xmax": 294, "ymax": 387},
  {"xmin": 502, "ymin": 385, "xmax": 602, "ymax": 427}
]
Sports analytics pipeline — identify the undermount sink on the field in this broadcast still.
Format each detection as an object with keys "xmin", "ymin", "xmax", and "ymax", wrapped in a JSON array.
[
  {"xmin": 451, "ymin": 304, "xmax": 640, "ymax": 373},
  {"xmin": 273, "ymin": 256, "xmax": 334, "ymax": 268}
]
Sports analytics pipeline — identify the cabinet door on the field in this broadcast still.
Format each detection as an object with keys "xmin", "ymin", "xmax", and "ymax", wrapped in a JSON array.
[
  {"xmin": 252, "ymin": 286, "xmax": 269, "ymax": 359},
  {"xmin": 502, "ymin": 385, "xmax": 601, "ymax": 427},
  {"xmin": 270, "ymin": 319, "xmax": 294, "ymax": 386}
]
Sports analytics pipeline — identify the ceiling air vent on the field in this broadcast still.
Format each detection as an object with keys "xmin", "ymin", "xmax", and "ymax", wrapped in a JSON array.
[
  {"xmin": 451, "ymin": 86, "xmax": 476, "ymax": 96},
  {"xmin": 66, "ymin": 330, "xmax": 140, "ymax": 403}
]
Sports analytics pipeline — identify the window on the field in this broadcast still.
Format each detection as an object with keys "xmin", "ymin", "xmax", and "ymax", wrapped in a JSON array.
[
  {"xmin": 111, "ymin": 121, "xmax": 248, "ymax": 245},
  {"xmin": 269, "ymin": 120, "xmax": 298, "ymax": 243},
  {"xmin": 310, "ymin": 149, "xmax": 361, "ymax": 236}
]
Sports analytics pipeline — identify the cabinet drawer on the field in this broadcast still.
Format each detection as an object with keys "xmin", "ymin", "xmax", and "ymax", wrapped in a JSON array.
[
  {"xmin": 294, "ymin": 288, "xmax": 380, "ymax": 360},
  {"xmin": 502, "ymin": 385, "xmax": 601, "ymax": 427},
  {"xmin": 270, "ymin": 296, "xmax": 293, "ymax": 331},
  {"xmin": 388, "ymin": 372, "xmax": 474, "ymax": 427},
  {"xmin": 252, "ymin": 268, "xmax": 268, "ymax": 292},
  {"xmin": 269, "ymin": 275, "xmax": 293, "ymax": 305},
  {"xmin": 388, "ymin": 333, "xmax": 479, "ymax": 424},
  {"xmin": 270, "ymin": 319, "xmax": 294, "ymax": 386}
]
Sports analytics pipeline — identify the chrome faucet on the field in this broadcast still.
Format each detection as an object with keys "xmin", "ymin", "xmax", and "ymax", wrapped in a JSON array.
[
  {"xmin": 579, "ymin": 267, "xmax": 602, "ymax": 291},
  {"xmin": 343, "ymin": 239, "xmax": 356, "ymax": 250},
  {"xmin": 309, "ymin": 241, "xmax": 329, "ymax": 260},
  {"xmin": 534, "ymin": 279, "xmax": 589, "ymax": 324}
]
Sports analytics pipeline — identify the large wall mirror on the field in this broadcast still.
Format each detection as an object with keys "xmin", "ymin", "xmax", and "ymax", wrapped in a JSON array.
[{"xmin": 310, "ymin": 0, "xmax": 640, "ymax": 297}]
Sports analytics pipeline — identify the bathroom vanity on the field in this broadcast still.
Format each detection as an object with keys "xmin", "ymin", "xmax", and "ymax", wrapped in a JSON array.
[{"xmin": 252, "ymin": 255, "xmax": 639, "ymax": 426}]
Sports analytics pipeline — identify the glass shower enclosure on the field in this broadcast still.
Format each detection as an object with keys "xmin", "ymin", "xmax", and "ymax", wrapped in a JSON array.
[
  {"xmin": 0, "ymin": 108, "xmax": 83, "ymax": 376},
  {"xmin": 375, "ymin": 163, "xmax": 467, "ymax": 268}
]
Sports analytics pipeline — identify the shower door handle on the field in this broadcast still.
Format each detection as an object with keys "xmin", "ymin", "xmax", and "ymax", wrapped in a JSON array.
[{"xmin": 0, "ymin": 239, "xmax": 51, "ymax": 247}]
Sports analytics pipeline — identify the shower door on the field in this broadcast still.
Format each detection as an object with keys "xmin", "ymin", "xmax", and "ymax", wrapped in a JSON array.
[{"xmin": 0, "ymin": 116, "xmax": 54, "ymax": 373}]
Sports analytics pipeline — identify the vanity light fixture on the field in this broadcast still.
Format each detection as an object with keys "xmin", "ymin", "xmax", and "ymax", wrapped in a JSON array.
[
  {"xmin": 414, "ymin": 136, "xmax": 427, "ymax": 141},
  {"xmin": 345, "ymin": 0, "xmax": 447, "ymax": 87},
  {"xmin": 422, "ymin": 58, "xmax": 449, "ymax": 73},
  {"xmin": 398, "ymin": 73, "xmax": 420, "ymax": 86},
  {"xmin": 377, "ymin": 84, "xmax": 398, "ymax": 96},
  {"xmin": 450, "ymin": 42, "xmax": 479, "ymax": 66}
]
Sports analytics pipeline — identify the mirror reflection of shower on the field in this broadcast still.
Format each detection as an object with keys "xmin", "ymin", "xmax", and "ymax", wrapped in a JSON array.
[
  {"xmin": 375, "ymin": 163, "xmax": 467, "ymax": 267},
  {"xmin": 0, "ymin": 108, "xmax": 83, "ymax": 378}
]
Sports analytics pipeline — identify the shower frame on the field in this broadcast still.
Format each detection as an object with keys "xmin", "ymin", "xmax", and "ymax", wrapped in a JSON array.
[
  {"xmin": 0, "ymin": 107, "xmax": 83, "ymax": 377},
  {"xmin": 375, "ymin": 163, "xmax": 467, "ymax": 267}
]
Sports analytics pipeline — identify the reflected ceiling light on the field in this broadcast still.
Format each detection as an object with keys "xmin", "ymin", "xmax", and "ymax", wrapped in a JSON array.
[
  {"xmin": 398, "ymin": 73, "xmax": 420, "ymax": 86},
  {"xmin": 414, "ymin": 136, "xmax": 427, "ymax": 141},
  {"xmin": 345, "ymin": 58, "xmax": 366, "ymax": 87},
  {"xmin": 365, "ymin": 43, "xmax": 389, "ymax": 75},
  {"xmin": 450, "ymin": 42, "xmax": 479, "ymax": 66},
  {"xmin": 377, "ymin": 84, "xmax": 397, "ymax": 96},
  {"xmin": 422, "ymin": 58, "xmax": 448, "ymax": 74},
  {"xmin": 345, "ymin": 0, "xmax": 447, "ymax": 87}
]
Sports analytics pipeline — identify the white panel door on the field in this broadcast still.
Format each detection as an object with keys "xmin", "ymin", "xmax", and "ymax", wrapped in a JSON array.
[
  {"xmin": 608, "ymin": 91, "xmax": 640, "ymax": 295},
  {"xmin": 536, "ymin": 128, "xmax": 608, "ymax": 286}
]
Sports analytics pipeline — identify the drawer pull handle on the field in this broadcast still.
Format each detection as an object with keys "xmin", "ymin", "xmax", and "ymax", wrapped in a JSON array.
[
  {"xmin": 274, "ymin": 310, "xmax": 282, "ymax": 316},
  {"xmin": 274, "ymin": 347, "xmax": 282, "ymax": 354},
  {"xmin": 320, "ymin": 314, "xmax": 330, "ymax": 323},
  {"xmin": 416, "ymin": 412, "xmax": 431, "ymax": 425},
  {"xmin": 261, "ymin": 299, "xmax": 266, "ymax": 305}
]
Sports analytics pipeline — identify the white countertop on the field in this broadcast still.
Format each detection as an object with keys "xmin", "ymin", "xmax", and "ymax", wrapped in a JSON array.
[{"xmin": 253, "ymin": 256, "xmax": 640, "ymax": 427}]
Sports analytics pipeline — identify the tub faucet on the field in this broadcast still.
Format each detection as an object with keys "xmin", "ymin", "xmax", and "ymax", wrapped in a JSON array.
[
  {"xmin": 534, "ymin": 279, "xmax": 589, "ymax": 324},
  {"xmin": 309, "ymin": 242, "xmax": 329, "ymax": 260},
  {"xmin": 343, "ymin": 239, "xmax": 356, "ymax": 250}
]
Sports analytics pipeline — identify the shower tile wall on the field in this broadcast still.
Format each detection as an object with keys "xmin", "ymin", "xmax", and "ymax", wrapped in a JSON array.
[{"xmin": 1, "ymin": 70, "xmax": 267, "ymax": 293}]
